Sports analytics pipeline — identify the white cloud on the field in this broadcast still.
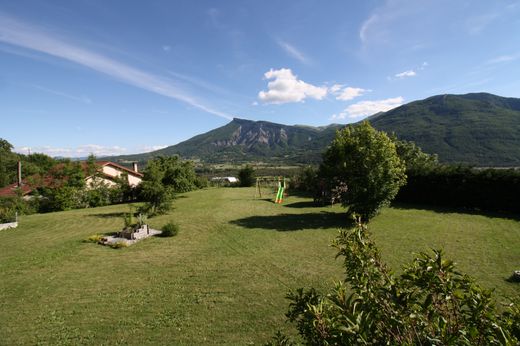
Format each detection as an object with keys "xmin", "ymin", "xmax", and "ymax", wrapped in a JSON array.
[
  {"xmin": 331, "ymin": 96, "xmax": 404, "ymax": 120},
  {"xmin": 335, "ymin": 86, "xmax": 369, "ymax": 101},
  {"xmin": 162, "ymin": 45, "xmax": 171, "ymax": 52},
  {"xmin": 394, "ymin": 70, "xmax": 416, "ymax": 78},
  {"xmin": 0, "ymin": 13, "xmax": 233, "ymax": 120},
  {"xmin": 258, "ymin": 68, "xmax": 327, "ymax": 104},
  {"xmin": 14, "ymin": 144, "xmax": 128, "ymax": 158},
  {"xmin": 277, "ymin": 39, "xmax": 309, "ymax": 64}
]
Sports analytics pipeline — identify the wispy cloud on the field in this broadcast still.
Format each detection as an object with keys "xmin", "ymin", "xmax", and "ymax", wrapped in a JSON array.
[
  {"xmin": 258, "ymin": 68, "xmax": 327, "ymax": 104},
  {"xmin": 0, "ymin": 13, "xmax": 233, "ymax": 120},
  {"xmin": 465, "ymin": 13, "xmax": 498, "ymax": 35},
  {"xmin": 31, "ymin": 84, "xmax": 92, "ymax": 104},
  {"xmin": 394, "ymin": 70, "xmax": 416, "ymax": 79},
  {"xmin": 167, "ymin": 70, "xmax": 233, "ymax": 96},
  {"xmin": 331, "ymin": 96, "xmax": 404, "ymax": 120},
  {"xmin": 14, "ymin": 144, "xmax": 128, "ymax": 158},
  {"xmin": 486, "ymin": 53, "xmax": 520, "ymax": 65},
  {"xmin": 359, "ymin": 14, "xmax": 380, "ymax": 45},
  {"xmin": 277, "ymin": 39, "xmax": 310, "ymax": 64},
  {"xmin": 391, "ymin": 62, "xmax": 428, "ymax": 80},
  {"xmin": 138, "ymin": 145, "xmax": 168, "ymax": 153},
  {"xmin": 162, "ymin": 45, "xmax": 171, "ymax": 52}
]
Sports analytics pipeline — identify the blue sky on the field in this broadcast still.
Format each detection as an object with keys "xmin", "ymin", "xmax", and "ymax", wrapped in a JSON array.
[{"xmin": 1, "ymin": 0, "xmax": 519, "ymax": 157}]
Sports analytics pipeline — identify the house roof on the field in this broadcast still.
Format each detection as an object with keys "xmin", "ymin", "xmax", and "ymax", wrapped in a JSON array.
[
  {"xmin": 95, "ymin": 161, "xmax": 144, "ymax": 178},
  {"xmin": 0, "ymin": 181, "xmax": 33, "ymax": 197}
]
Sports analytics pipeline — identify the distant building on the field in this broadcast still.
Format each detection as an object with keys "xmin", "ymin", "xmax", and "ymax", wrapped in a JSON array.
[
  {"xmin": 0, "ymin": 161, "xmax": 143, "ymax": 198},
  {"xmin": 211, "ymin": 176, "xmax": 238, "ymax": 185}
]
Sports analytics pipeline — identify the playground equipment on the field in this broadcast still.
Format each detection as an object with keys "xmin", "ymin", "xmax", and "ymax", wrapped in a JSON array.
[
  {"xmin": 254, "ymin": 176, "xmax": 287, "ymax": 204},
  {"xmin": 274, "ymin": 177, "xmax": 286, "ymax": 204}
]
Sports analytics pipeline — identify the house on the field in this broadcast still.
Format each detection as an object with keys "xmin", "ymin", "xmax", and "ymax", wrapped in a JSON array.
[
  {"xmin": 85, "ymin": 161, "xmax": 143, "ymax": 188},
  {"xmin": 0, "ymin": 161, "xmax": 143, "ymax": 198}
]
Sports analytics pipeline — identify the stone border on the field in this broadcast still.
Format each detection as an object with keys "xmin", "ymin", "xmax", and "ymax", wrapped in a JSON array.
[
  {"xmin": 0, "ymin": 222, "xmax": 18, "ymax": 231},
  {"xmin": 99, "ymin": 228, "xmax": 162, "ymax": 247}
]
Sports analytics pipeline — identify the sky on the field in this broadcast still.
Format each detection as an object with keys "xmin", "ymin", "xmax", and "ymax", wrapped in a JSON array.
[{"xmin": 1, "ymin": 0, "xmax": 519, "ymax": 157}]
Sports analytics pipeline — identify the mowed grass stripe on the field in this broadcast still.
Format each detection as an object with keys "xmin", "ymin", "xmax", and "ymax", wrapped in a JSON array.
[{"xmin": 1, "ymin": 187, "xmax": 519, "ymax": 344}]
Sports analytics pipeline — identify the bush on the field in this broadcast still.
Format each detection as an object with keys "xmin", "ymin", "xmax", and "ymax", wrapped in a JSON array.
[
  {"xmin": 161, "ymin": 222, "xmax": 179, "ymax": 237},
  {"xmin": 290, "ymin": 166, "xmax": 318, "ymax": 193},
  {"xmin": 270, "ymin": 222, "xmax": 520, "ymax": 345},
  {"xmin": 85, "ymin": 234, "xmax": 104, "ymax": 243}
]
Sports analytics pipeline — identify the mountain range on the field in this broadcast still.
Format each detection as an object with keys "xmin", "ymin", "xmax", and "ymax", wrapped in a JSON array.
[{"xmin": 111, "ymin": 93, "xmax": 520, "ymax": 167}]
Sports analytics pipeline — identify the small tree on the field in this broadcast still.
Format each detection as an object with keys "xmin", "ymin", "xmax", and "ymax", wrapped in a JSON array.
[
  {"xmin": 268, "ymin": 223, "xmax": 520, "ymax": 345},
  {"xmin": 138, "ymin": 158, "xmax": 174, "ymax": 215},
  {"xmin": 238, "ymin": 165, "xmax": 255, "ymax": 187},
  {"xmin": 319, "ymin": 121, "xmax": 406, "ymax": 221}
]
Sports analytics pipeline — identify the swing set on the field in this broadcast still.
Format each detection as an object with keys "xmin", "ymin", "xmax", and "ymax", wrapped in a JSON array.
[{"xmin": 254, "ymin": 176, "xmax": 287, "ymax": 204}]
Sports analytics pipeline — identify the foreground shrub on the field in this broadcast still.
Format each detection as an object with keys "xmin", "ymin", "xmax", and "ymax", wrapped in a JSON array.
[
  {"xmin": 160, "ymin": 222, "xmax": 179, "ymax": 237},
  {"xmin": 269, "ymin": 222, "xmax": 519, "ymax": 345}
]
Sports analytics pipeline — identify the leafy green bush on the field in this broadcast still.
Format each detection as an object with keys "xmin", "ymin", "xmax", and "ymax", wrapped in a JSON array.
[
  {"xmin": 270, "ymin": 222, "xmax": 520, "ymax": 345},
  {"xmin": 0, "ymin": 196, "xmax": 37, "ymax": 223},
  {"xmin": 160, "ymin": 222, "xmax": 179, "ymax": 237}
]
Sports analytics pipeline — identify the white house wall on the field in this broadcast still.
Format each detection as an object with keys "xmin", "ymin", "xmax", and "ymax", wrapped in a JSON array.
[
  {"xmin": 101, "ymin": 165, "xmax": 142, "ymax": 187},
  {"xmin": 127, "ymin": 174, "xmax": 141, "ymax": 187}
]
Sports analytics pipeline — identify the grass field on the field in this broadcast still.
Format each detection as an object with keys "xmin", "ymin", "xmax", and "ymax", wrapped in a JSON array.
[{"xmin": 0, "ymin": 187, "xmax": 518, "ymax": 345}]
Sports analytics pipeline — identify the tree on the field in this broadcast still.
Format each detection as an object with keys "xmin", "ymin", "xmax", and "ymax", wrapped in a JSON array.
[
  {"xmin": 0, "ymin": 138, "xmax": 18, "ymax": 188},
  {"xmin": 138, "ymin": 158, "xmax": 175, "ymax": 215},
  {"xmin": 268, "ymin": 223, "xmax": 520, "ymax": 345},
  {"xmin": 238, "ymin": 165, "xmax": 255, "ymax": 187},
  {"xmin": 319, "ymin": 122, "xmax": 406, "ymax": 221},
  {"xmin": 393, "ymin": 136, "xmax": 439, "ymax": 171}
]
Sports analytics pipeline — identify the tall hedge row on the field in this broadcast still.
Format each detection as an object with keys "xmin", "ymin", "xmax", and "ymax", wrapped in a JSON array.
[{"xmin": 395, "ymin": 166, "xmax": 520, "ymax": 213}]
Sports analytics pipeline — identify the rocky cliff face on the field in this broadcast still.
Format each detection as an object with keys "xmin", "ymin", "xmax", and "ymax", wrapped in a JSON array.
[{"xmin": 211, "ymin": 119, "xmax": 292, "ymax": 148}]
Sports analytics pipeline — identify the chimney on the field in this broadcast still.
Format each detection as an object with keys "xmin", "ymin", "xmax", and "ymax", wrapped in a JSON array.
[
  {"xmin": 17, "ymin": 161, "xmax": 22, "ymax": 187},
  {"xmin": 132, "ymin": 162, "xmax": 138, "ymax": 173}
]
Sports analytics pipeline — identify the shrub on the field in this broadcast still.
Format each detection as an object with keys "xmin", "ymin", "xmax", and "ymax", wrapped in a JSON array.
[
  {"xmin": 160, "ymin": 222, "xmax": 179, "ymax": 237},
  {"xmin": 270, "ymin": 222, "xmax": 520, "ymax": 345},
  {"xmin": 110, "ymin": 241, "xmax": 128, "ymax": 249},
  {"xmin": 85, "ymin": 234, "xmax": 104, "ymax": 243}
]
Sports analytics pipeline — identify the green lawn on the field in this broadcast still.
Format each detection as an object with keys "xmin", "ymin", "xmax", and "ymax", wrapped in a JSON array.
[{"xmin": 0, "ymin": 187, "xmax": 518, "ymax": 345}]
